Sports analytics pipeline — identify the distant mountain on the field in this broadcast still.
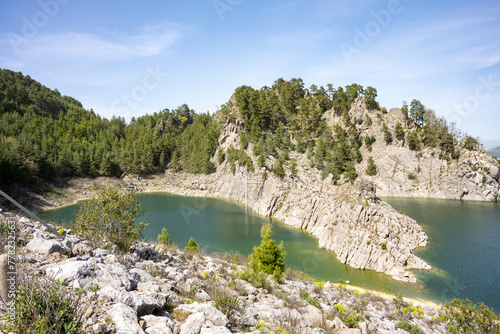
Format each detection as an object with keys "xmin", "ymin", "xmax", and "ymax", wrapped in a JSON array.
[
  {"xmin": 482, "ymin": 139, "xmax": 500, "ymax": 150},
  {"xmin": 487, "ymin": 146, "xmax": 500, "ymax": 158}
]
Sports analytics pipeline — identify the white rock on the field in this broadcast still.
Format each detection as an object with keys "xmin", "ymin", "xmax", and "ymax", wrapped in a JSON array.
[
  {"xmin": 26, "ymin": 237, "xmax": 69, "ymax": 254},
  {"xmin": 44, "ymin": 258, "xmax": 91, "ymax": 282},
  {"xmin": 98, "ymin": 286, "xmax": 163, "ymax": 316},
  {"xmin": 141, "ymin": 314, "xmax": 174, "ymax": 334},
  {"xmin": 177, "ymin": 302, "xmax": 228, "ymax": 327},
  {"xmin": 109, "ymin": 303, "xmax": 145, "ymax": 334},
  {"xmin": 180, "ymin": 312, "xmax": 205, "ymax": 334}
]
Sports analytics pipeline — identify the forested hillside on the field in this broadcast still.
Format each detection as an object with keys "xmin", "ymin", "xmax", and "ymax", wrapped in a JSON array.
[
  {"xmin": 218, "ymin": 78, "xmax": 482, "ymax": 182},
  {"xmin": 0, "ymin": 69, "xmax": 219, "ymax": 184},
  {"xmin": 0, "ymin": 68, "xmax": 485, "ymax": 186}
]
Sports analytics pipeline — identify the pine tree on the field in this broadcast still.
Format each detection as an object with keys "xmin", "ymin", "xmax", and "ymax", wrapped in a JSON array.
[{"xmin": 248, "ymin": 223, "xmax": 286, "ymax": 282}]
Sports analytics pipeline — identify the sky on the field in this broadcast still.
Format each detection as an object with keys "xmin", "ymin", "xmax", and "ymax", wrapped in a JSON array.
[{"xmin": 0, "ymin": 0, "xmax": 499, "ymax": 144}]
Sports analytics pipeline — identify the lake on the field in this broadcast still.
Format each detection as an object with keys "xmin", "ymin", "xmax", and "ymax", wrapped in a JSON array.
[{"xmin": 39, "ymin": 193, "xmax": 500, "ymax": 311}]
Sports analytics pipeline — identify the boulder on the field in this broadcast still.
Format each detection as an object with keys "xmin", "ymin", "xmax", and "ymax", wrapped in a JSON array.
[
  {"xmin": 72, "ymin": 242, "xmax": 94, "ymax": 256},
  {"xmin": 108, "ymin": 303, "xmax": 145, "ymax": 334},
  {"xmin": 177, "ymin": 303, "xmax": 228, "ymax": 327},
  {"xmin": 26, "ymin": 237, "xmax": 69, "ymax": 255},
  {"xmin": 44, "ymin": 258, "xmax": 92, "ymax": 282},
  {"xmin": 180, "ymin": 312, "xmax": 205, "ymax": 334},
  {"xmin": 98, "ymin": 286, "xmax": 163, "ymax": 316},
  {"xmin": 141, "ymin": 314, "xmax": 175, "ymax": 334},
  {"xmin": 95, "ymin": 263, "xmax": 138, "ymax": 291}
]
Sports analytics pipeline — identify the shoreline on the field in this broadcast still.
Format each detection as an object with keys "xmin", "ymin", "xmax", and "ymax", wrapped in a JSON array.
[{"xmin": 33, "ymin": 176, "xmax": 446, "ymax": 312}]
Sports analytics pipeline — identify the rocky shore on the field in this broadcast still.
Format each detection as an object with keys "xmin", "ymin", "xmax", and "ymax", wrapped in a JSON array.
[{"xmin": 1, "ymin": 209, "xmax": 449, "ymax": 334}]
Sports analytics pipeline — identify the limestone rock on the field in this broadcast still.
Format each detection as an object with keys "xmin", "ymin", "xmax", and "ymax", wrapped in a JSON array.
[
  {"xmin": 108, "ymin": 303, "xmax": 145, "ymax": 334},
  {"xmin": 26, "ymin": 237, "xmax": 69, "ymax": 255},
  {"xmin": 176, "ymin": 303, "xmax": 228, "ymax": 327},
  {"xmin": 72, "ymin": 242, "xmax": 94, "ymax": 256},
  {"xmin": 98, "ymin": 286, "xmax": 163, "ymax": 316},
  {"xmin": 180, "ymin": 312, "xmax": 205, "ymax": 334}
]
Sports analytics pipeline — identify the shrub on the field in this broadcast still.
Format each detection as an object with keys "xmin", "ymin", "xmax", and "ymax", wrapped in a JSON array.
[
  {"xmin": 366, "ymin": 157, "xmax": 377, "ymax": 176},
  {"xmin": 300, "ymin": 291, "xmax": 321, "ymax": 309},
  {"xmin": 248, "ymin": 223, "xmax": 286, "ymax": 282},
  {"xmin": 381, "ymin": 243, "xmax": 387, "ymax": 250},
  {"xmin": 2, "ymin": 274, "xmax": 85, "ymax": 334},
  {"xmin": 441, "ymin": 298, "xmax": 500, "ymax": 334},
  {"xmin": 408, "ymin": 172, "xmax": 417, "ymax": 180},
  {"xmin": 72, "ymin": 187, "xmax": 149, "ymax": 252},
  {"xmin": 395, "ymin": 321, "xmax": 425, "ymax": 334},
  {"xmin": 210, "ymin": 286, "xmax": 241, "ymax": 324},
  {"xmin": 185, "ymin": 236, "xmax": 200, "ymax": 252},
  {"xmin": 157, "ymin": 227, "xmax": 173, "ymax": 245}
]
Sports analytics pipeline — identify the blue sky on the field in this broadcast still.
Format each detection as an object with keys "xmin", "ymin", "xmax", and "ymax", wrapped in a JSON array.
[{"xmin": 1, "ymin": 0, "xmax": 499, "ymax": 143}]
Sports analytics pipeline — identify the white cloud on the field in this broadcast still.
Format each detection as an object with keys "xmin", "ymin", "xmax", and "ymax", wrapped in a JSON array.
[{"xmin": 3, "ymin": 23, "xmax": 185, "ymax": 61}]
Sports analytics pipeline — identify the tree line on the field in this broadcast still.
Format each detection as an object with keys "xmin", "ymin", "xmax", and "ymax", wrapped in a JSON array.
[
  {"xmin": 0, "ymin": 69, "xmax": 219, "ymax": 185},
  {"xmin": 0, "ymin": 69, "xmax": 482, "ymax": 185}
]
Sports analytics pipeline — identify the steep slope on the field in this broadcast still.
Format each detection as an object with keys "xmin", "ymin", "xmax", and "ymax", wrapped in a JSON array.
[{"xmin": 341, "ymin": 100, "xmax": 500, "ymax": 201}]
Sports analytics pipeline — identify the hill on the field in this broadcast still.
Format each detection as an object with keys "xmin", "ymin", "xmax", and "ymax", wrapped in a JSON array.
[{"xmin": 487, "ymin": 146, "xmax": 500, "ymax": 158}]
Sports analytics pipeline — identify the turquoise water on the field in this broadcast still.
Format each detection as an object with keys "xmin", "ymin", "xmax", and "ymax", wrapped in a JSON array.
[
  {"xmin": 383, "ymin": 197, "xmax": 500, "ymax": 312},
  {"xmin": 39, "ymin": 193, "xmax": 500, "ymax": 311}
]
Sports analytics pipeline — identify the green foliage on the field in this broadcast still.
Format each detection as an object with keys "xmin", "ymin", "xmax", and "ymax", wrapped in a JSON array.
[
  {"xmin": 464, "ymin": 136, "xmax": 481, "ymax": 151},
  {"xmin": 248, "ymin": 223, "xmax": 286, "ymax": 282},
  {"xmin": 366, "ymin": 157, "xmax": 377, "ymax": 176},
  {"xmin": 0, "ymin": 70, "xmax": 220, "ymax": 184},
  {"xmin": 227, "ymin": 147, "xmax": 254, "ymax": 172},
  {"xmin": 185, "ymin": 236, "xmax": 200, "ymax": 252},
  {"xmin": 441, "ymin": 298, "xmax": 500, "ymax": 334},
  {"xmin": 300, "ymin": 291, "xmax": 321, "ymax": 309},
  {"xmin": 364, "ymin": 136, "xmax": 376, "ymax": 151},
  {"xmin": 363, "ymin": 86, "xmax": 378, "ymax": 110},
  {"xmin": 381, "ymin": 243, "xmax": 387, "ymax": 250},
  {"xmin": 273, "ymin": 159, "xmax": 286, "ymax": 179},
  {"xmin": 408, "ymin": 172, "xmax": 417, "ymax": 180},
  {"xmin": 382, "ymin": 123, "xmax": 393, "ymax": 144},
  {"xmin": 407, "ymin": 132, "xmax": 420, "ymax": 151},
  {"xmin": 395, "ymin": 123, "xmax": 405, "ymax": 142},
  {"xmin": 395, "ymin": 321, "xmax": 425, "ymax": 334},
  {"xmin": 72, "ymin": 187, "xmax": 149, "ymax": 252},
  {"xmin": 2, "ymin": 275, "xmax": 84, "ymax": 334},
  {"xmin": 409, "ymin": 99, "xmax": 426, "ymax": 127},
  {"xmin": 157, "ymin": 227, "xmax": 173, "ymax": 245},
  {"xmin": 210, "ymin": 286, "xmax": 241, "ymax": 324}
]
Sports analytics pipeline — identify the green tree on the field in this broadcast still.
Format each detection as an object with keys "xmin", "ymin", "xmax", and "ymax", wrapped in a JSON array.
[
  {"xmin": 72, "ymin": 187, "xmax": 149, "ymax": 252},
  {"xmin": 442, "ymin": 298, "xmax": 500, "ymax": 334},
  {"xmin": 407, "ymin": 132, "xmax": 420, "ymax": 151},
  {"xmin": 157, "ymin": 227, "xmax": 173, "ymax": 245},
  {"xmin": 248, "ymin": 223, "xmax": 286, "ymax": 282},
  {"xmin": 185, "ymin": 236, "xmax": 200, "ymax": 252},
  {"xmin": 382, "ymin": 123, "xmax": 393, "ymax": 144},
  {"xmin": 409, "ymin": 99, "xmax": 426, "ymax": 127},
  {"xmin": 366, "ymin": 157, "xmax": 377, "ymax": 176},
  {"xmin": 395, "ymin": 123, "xmax": 405, "ymax": 142},
  {"xmin": 363, "ymin": 86, "xmax": 378, "ymax": 110}
]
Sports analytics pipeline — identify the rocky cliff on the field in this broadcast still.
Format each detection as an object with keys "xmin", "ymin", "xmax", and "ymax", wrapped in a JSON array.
[{"xmin": 341, "ymin": 99, "xmax": 500, "ymax": 201}]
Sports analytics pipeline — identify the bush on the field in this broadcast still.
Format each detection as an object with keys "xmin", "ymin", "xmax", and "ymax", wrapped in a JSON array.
[
  {"xmin": 185, "ymin": 236, "xmax": 200, "ymax": 252},
  {"xmin": 2, "ymin": 274, "xmax": 85, "ymax": 334},
  {"xmin": 408, "ymin": 172, "xmax": 417, "ymax": 180},
  {"xmin": 248, "ymin": 223, "xmax": 286, "ymax": 282},
  {"xmin": 157, "ymin": 227, "xmax": 173, "ymax": 245},
  {"xmin": 210, "ymin": 286, "xmax": 241, "ymax": 324},
  {"xmin": 300, "ymin": 291, "xmax": 321, "ymax": 309},
  {"xmin": 72, "ymin": 187, "xmax": 149, "ymax": 252},
  {"xmin": 381, "ymin": 243, "xmax": 387, "ymax": 250},
  {"xmin": 441, "ymin": 298, "xmax": 500, "ymax": 334},
  {"xmin": 396, "ymin": 321, "xmax": 425, "ymax": 334},
  {"xmin": 365, "ymin": 157, "xmax": 377, "ymax": 176}
]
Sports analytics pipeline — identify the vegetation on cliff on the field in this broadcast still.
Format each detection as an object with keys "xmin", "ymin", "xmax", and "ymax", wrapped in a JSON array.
[{"xmin": 0, "ymin": 68, "xmax": 485, "ymax": 185}]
